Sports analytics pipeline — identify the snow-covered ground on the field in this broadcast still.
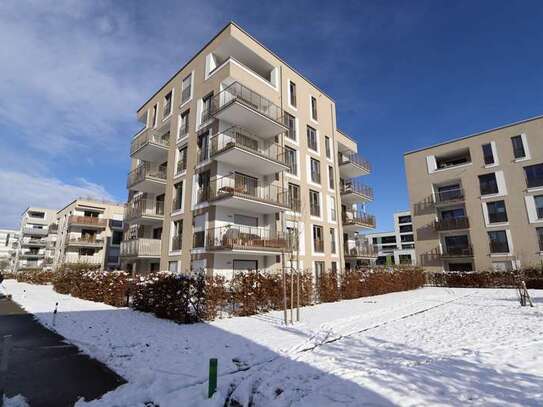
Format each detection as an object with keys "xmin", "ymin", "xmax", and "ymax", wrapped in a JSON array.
[{"xmin": 2, "ymin": 280, "xmax": 543, "ymax": 406}]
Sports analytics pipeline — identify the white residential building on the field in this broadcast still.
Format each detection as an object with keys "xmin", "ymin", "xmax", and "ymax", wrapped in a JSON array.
[{"xmin": 0, "ymin": 229, "xmax": 19, "ymax": 272}]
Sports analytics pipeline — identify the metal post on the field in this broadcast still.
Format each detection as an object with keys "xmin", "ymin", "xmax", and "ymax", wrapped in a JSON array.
[
  {"xmin": 52, "ymin": 302, "xmax": 58, "ymax": 326},
  {"xmin": 1, "ymin": 335, "xmax": 12, "ymax": 400},
  {"xmin": 208, "ymin": 358, "xmax": 218, "ymax": 398},
  {"xmin": 296, "ymin": 269, "xmax": 300, "ymax": 322},
  {"xmin": 290, "ymin": 268, "xmax": 294, "ymax": 324}
]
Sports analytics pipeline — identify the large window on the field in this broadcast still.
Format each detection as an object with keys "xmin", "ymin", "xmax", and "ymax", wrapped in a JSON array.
[
  {"xmin": 181, "ymin": 73, "xmax": 192, "ymax": 104},
  {"xmin": 151, "ymin": 104, "xmax": 158, "ymax": 127},
  {"xmin": 201, "ymin": 92, "xmax": 213, "ymax": 123},
  {"xmin": 172, "ymin": 220, "xmax": 183, "ymax": 250},
  {"xmin": 285, "ymin": 146, "xmax": 297, "ymax": 175},
  {"xmin": 325, "ymin": 136, "xmax": 331, "ymax": 159},
  {"xmin": 537, "ymin": 228, "xmax": 543, "ymax": 251},
  {"xmin": 487, "ymin": 200, "xmax": 508, "ymax": 223},
  {"xmin": 309, "ymin": 190, "xmax": 320, "ymax": 217},
  {"xmin": 179, "ymin": 110, "xmax": 189, "ymax": 137},
  {"xmin": 511, "ymin": 135, "xmax": 526, "ymax": 159},
  {"xmin": 289, "ymin": 81, "xmax": 297, "ymax": 107},
  {"xmin": 310, "ymin": 158, "xmax": 321, "ymax": 183},
  {"xmin": 173, "ymin": 182, "xmax": 183, "ymax": 211},
  {"xmin": 198, "ymin": 131, "xmax": 209, "ymax": 162},
  {"xmin": 285, "ymin": 112, "xmax": 296, "ymax": 141},
  {"xmin": 330, "ymin": 228, "xmax": 336, "ymax": 254},
  {"xmin": 444, "ymin": 235, "xmax": 470, "ymax": 254},
  {"xmin": 288, "ymin": 183, "xmax": 300, "ymax": 212},
  {"xmin": 177, "ymin": 146, "xmax": 187, "ymax": 173},
  {"xmin": 313, "ymin": 225, "xmax": 323, "ymax": 252},
  {"xmin": 307, "ymin": 126, "xmax": 318, "ymax": 151},
  {"xmin": 535, "ymin": 195, "xmax": 543, "ymax": 219},
  {"xmin": 482, "ymin": 143, "xmax": 494, "ymax": 165},
  {"xmin": 479, "ymin": 173, "xmax": 499, "ymax": 195},
  {"xmin": 524, "ymin": 163, "xmax": 543, "ymax": 189},
  {"xmin": 488, "ymin": 230, "xmax": 509, "ymax": 253},
  {"xmin": 310, "ymin": 96, "xmax": 318, "ymax": 120},
  {"xmin": 328, "ymin": 166, "xmax": 334, "ymax": 190},
  {"xmin": 163, "ymin": 91, "xmax": 172, "ymax": 117}
]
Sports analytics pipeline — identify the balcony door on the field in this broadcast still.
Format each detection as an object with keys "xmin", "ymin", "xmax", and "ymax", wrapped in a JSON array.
[
  {"xmin": 156, "ymin": 194, "xmax": 165, "ymax": 215},
  {"xmin": 440, "ymin": 208, "xmax": 465, "ymax": 220},
  {"xmin": 233, "ymin": 259, "xmax": 258, "ymax": 273},
  {"xmin": 444, "ymin": 235, "xmax": 469, "ymax": 253},
  {"xmin": 235, "ymin": 172, "xmax": 257, "ymax": 196}
]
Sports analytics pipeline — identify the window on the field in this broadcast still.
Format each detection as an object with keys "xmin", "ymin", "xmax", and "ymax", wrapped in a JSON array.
[
  {"xmin": 537, "ymin": 228, "xmax": 543, "ymax": 251},
  {"xmin": 193, "ymin": 230, "xmax": 205, "ymax": 248},
  {"xmin": 181, "ymin": 74, "xmax": 192, "ymax": 104},
  {"xmin": 330, "ymin": 196, "xmax": 336, "ymax": 221},
  {"xmin": 441, "ymin": 208, "xmax": 465, "ymax": 220},
  {"xmin": 285, "ymin": 146, "xmax": 297, "ymax": 175},
  {"xmin": 313, "ymin": 225, "xmax": 323, "ymax": 252},
  {"xmin": 328, "ymin": 166, "xmax": 334, "ymax": 189},
  {"xmin": 535, "ymin": 195, "xmax": 543, "ymax": 219},
  {"xmin": 310, "ymin": 96, "xmax": 318, "ymax": 120},
  {"xmin": 289, "ymin": 81, "xmax": 296, "ymax": 107},
  {"xmin": 479, "ymin": 173, "xmax": 499, "ymax": 195},
  {"xmin": 112, "ymin": 231, "xmax": 123, "ymax": 245},
  {"xmin": 315, "ymin": 261, "xmax": 324, "ymax": 290},
  {"xmin": 307, "ymin": 126, "xmax": 317, "ymax": 151},
  {"xmin": 179, "ymin": 110, "xmax": 189, "ymax": 137},
  {"xmin": 151, "ymin": 104, "xmax": 158, "ymax": 127},
  {"xmin": 310, "ymin": 158, "xmax": 321, "ymax": 184},
  {"xmin": 233, "ymin": 260, "xmax": 258, "ymax": 272},
  {"xmin": 309, "ymin": 190, "xmax": 320, "ymax": 217},
  {"xmin": 163, "ymin": 91, "xmax": 172, "ymax": 117},
  {"xmin": 173, "ymin": 182, "xmax": 183, "ymax": 210},
  {"xmin": 488, "ymin": 230, "xmax": 509, "ymax": 253},
  {"xmin": 201, "ymin": 92, "xmax": 213, "ymax": 123},
  {"xmin": 511, "ymin": 135, "xmax": 526, "ymax": 159},
  {"xmin": 482, "ymin": 143, "xmax": 494, "ymax": 165},
  {"xmin": 330, "ymin": 228, "xmax": 336, "ymax": 254},
  {"xmin": 398, "ymin": 215, "xmax": 412, "ymax": 224},
  {"xmin": 331, "ymin": 261, "xmax": 337, "ymax": 273},
  {"xmin": 198, "ymin": 131, "xmax": 209, "ymax": 162},
  {"xmin": 177, "ymin": 146, "xmax": 187, "ymax": 173},
  {"xmin": 285, "ymin": 112, "xmax": 296, "ymax": 141},
  {"xmin": 79, "ymin": 248, "xmax": 95, "ymax": 256},
  {"xmin": 401, "ymin": 234, "xmax": 414, "ymax": 242},
  {"xmin": 487, "ymin": 201, "xmax": 508, "ymax": 223},
  {"xmin": 381, "ymin": 236, "xmax": 397, "ymax": 244},
  {"xmin": 288, "ymin": 183, "xmax": 300, "ymax": 212},
  {"xmin": 325, "ymin": 136, "xmax": 331, "ymax": 159},
  {"xmin": 234, "ymin": 214, "xmax": 258, "ymax": 227},
  {"xmin": 444, "ymin": 235, "xmax": 469, "ymax": 251},
  {"xmin": 172, "ymin": 220, "xmax": 183, "ymax": 250},
  {"xmin": 448, "ymin": 262, "xmax": 473, "ymax": 272},
  {"xmin": 524, "ymin": 163, "xmax": 543, "ymax": 189},
  {"xmin": 399, "ymin": 224, "xmax": 413, "ymax": 233},
  {"xmin": 169, "ymin": 261, "xmax": 178, "ymax": 273}
]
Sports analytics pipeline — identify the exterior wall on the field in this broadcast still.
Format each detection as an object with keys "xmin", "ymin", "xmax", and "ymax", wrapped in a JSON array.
[
  {"xmin": 0, "ymin": 229, "xmax": 19, "ymax": 271},
  {"xmin": 405, "ymin": 116, "xmax": 543, "ymax": 272},
  {"xmin": 123, "ymin": 22, "xmax": 375, "ymax": 276}
]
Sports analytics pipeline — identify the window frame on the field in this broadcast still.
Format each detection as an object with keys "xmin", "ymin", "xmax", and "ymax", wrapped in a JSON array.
[
  {"xmin": 307, "ymin": 125, "xmax": 318, "ymax": 152},
  {"xmin": 310, "ymin": 157, "xmax": 321, "ymax": 184},
  {"xmin": 511, "ymin": 135, "xmax": 526, "ymax": 160},
  {"xmin": 482, "ymin": 143, "xmax": 494, "ymax": 165}
]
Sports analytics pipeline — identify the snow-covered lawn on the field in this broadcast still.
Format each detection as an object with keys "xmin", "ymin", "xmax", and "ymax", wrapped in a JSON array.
[{"xmin": 2, "ymin": 280, "xmax": 543, "ymax": 406}]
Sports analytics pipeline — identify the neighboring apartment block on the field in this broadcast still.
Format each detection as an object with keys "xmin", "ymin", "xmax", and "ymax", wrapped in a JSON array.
[
  {"xmin": 53, "ymin": 199, "xmax": 125, "ymax": 270},
  {"xmin": 405, "ymin": 115, "xmax": 543, "ymax": 272},
  {"xmin": 0, "ymin": 229, "xmax": 19, "ymax": 271},
  {"xmin": 121, "ymin": 22, "xmax": 375, "ymax": 277},
  {"xmin": 366, "ymin": 211, "xmax": 416, "ymax": 266},
  {"xmin": 13, "ymin": 207, "xmax": 58, "ymax": 272}
]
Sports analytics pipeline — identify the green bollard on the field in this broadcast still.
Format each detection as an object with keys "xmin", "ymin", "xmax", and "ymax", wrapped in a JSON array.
[{"xmin": 208, "ymin": 358, "xmax": 218, "ymax": 398}]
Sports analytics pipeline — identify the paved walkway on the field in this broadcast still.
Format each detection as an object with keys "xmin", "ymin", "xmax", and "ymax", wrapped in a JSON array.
[{"xmin": 0, "ymin": 294, "xmax": 125, "ymax": 407}]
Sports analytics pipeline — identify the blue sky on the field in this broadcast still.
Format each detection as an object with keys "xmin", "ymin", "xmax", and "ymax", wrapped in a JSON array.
[{"xmin": 1, "ymin": 0, "xmax": 543, "ymax": 230}]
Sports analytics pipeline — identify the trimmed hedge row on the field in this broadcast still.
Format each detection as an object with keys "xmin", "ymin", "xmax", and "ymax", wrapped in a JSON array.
[
  {"xmin": 426, "ymin": 268, "xmax": 543, "ymax": 289},
  {"xmin": 12, "ymin": 270, "xmax": 54, "ymax": 285}
]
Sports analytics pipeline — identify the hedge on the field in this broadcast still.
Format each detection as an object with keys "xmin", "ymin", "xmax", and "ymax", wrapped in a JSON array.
[{"xmin": 426, "ymin": 268, "xmax": 543, "ymax": 289}]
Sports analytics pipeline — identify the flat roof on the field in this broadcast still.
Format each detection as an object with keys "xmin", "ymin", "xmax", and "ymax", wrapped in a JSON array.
[
  {"xmin": 404, "ymin": 113, "xmax": 543, "ymax": 155},
  {"xmin": 138, "ymin": 21, "xmax": 336, "ymax": 113}
]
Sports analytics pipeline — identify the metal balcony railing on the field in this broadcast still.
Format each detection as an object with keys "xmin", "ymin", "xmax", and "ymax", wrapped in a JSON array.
[
  {"xmin": 23, "ymin": 239, "xmax": 47, "ymax": 246},
  {"xmin": 434, "ymin": 188, "xmax": 464, "ymax": 204},
  {"xmin": 338, "ymin": 152, "xmax": 371, "ymax": 173},
  {"xmin": 67, "ymin": 236, "xmax": 104, "ymax": 246},
  {"xmin": 23, "ymin": 227, "xmax": 48, "ymax": 236},
  {"xmin": 342, "ymin": 211, "xmax": 376, "ymax": 228},
  {"xmin": 130, "ymin": 128, "xmax": 170, "ymax": 155},
  {"xmin": 125, "ymin": 199, "xmax": 165, "ymax": 221},
  {"xmin": 68, "ymin": 215, "xmax": 107, "ymax": 227},
  {"xmin": 344, "ymin": 243, "xmax": 377, "ymax": 257},
  {"xmin": 434, "ymin": 217, "xmax": 469, "ymax": 231},
  {"xmin": 127, "ymin": 164, "xmax": 167, "ymax": 189},
  {"xmin": 206, "ymin": 225, "xmax": 289, "ymax": 251},
  {"xmin": 341, "ymin": 179, "xmax": 374, "ymax": 200},
  {"xmin": 209, "ymin": 82, "xmax": 285, "ymax": 125},
  {"xmin": 441, "ymin": 246, "xmax": 473, "ymax": 257},
  {"xmin": 120, "ymin": 238, "xmax": 161, "ymax": 257},
  {"xmin": 199, "ymin": 173, "xmax": 288, "ymax": 207},
  {"xmin": 209, "ymin": 126, "xmax": 287, "ymax": 164}
]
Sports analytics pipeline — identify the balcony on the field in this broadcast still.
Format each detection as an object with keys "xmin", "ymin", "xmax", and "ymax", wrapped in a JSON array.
[
  {"xmin": 120, "ymin": 238, "xmax": 161, "ymax": 258},
  {"xmin": 338, "ymin": 152, "xmax": 371, "ymax": 178},
  {"xmin": 65, "ymin": 255, "xmax": 102, "ymax": 265},
  {"xmin": 209, "ymin": 127, "xmax": 289, "ymax": 176},
  {"xmin": 22, "ymin": 239, "xmax": 47, "ymax": 247},
  {"xmin": 199, "ymin": 173, "xmax": 289, "ymax": 213},
  {"xmin": 23, "ymin": 227, "xmax": 48, "ymax": 236},
  {"xmin": 434, "ymin": 188, "xmax": 464, "ymax": 205},
  {"xmin": 342, "ymin": 211, "xmax": 376, "ymax": 232},
  {"xmin": 130, "ymin": 127, "xmax": 170, "ymax": 162},
  {"xmin": 441, "ymin": 246, "xmax": 473, "ymax": 258},
  {"xmin": 206, "ymin": 226, "xmax": 289, "ymax": 253},
  {"xmin": 340, "ymin": 179, "xmax": 374, "ymax": 204},
  {"xmin": 68, "ymin": 215, "xmax": 107, "ymax": 228},
  {"xmin": 66, "ymin": 236, "xmax": 104, "ymax": 248},
  {"xmin": 127, "ymin": 164, "xmax": 167, "ymax": 194},
  {"xmin": 125, "ymin": 199, "xmax": 164, "ymax": 225},
  {"xmin": 434, "ymin": 217, "xmax": 469, "ymax": 231},
  {"xmin": 344, "ymin": 243, "xmax": 378, "ymax": 258},
  {"xmin": 20, "ymin": 251, "xmax": 44, "ymax": 259},
  {"xmin": 207, "ymin": 82, "xmax": 287, "ymax": 138}
]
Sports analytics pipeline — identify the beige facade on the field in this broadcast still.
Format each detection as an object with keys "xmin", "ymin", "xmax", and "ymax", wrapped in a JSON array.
[
  {"xmin": 13, "ymin": 207, "xmax": 58, "ymax": 272},
  {"xmin": 54, "ymin": 199, "xmax": 125, "ymax": 270},
  {"xmin": 121, "ymin": 22, "xmax": 375, "ymax": 277},
  {"xmin": 405, "ymin": 115, "xmax": 543, "ymax": 272}
]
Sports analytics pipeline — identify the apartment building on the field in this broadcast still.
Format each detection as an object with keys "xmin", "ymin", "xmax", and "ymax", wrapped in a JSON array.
[
  {"xmin": 405, "ymin": 115, "xmax": 543, "ymax": 272},
  {"xmin": 13, "ymin": 207, "xmax": 57, "ymax": 272},
  {"xmin": 53, "ymin": 198, "xmax": 125, "ymax": 270},
  {"xmin": 121, "ymin": 22, "xmax": 375, "ymax": 278},
  {"xmin": 366, "ymin": 211, "xmax": 416, "ymax": 266},
  {"xmin": 0, "ymin": 229, "xmax": 19, "ymax": 271}
]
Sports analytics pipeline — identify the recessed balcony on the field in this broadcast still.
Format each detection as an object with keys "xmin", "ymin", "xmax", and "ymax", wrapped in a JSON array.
[
  {"xmin": 340, "ymin": 179, "xmax": 374, "ymax": 204},
  {"xmin": 68, "ymin": 215, "xmax": 107, "ymax": 229},
  {"xmin": 130, "ymin": 127, "xmax": 170, "ymax": 162},
  {"xmin": 206, "ymin": 226, "xmax": 289, "ymax": 254},
  {"xmin": 66, "ymin": 236, "xmax": 104, "ymax": 248},
  {"xmin": 127, "ymin": 164, "xmax": 167, "ymax": 194},
  {"xmin": 199, "ymin": 173, "xmax": 289, "ymax": 213},
  {"xmin": 20, "ymin": 251, "xmax": 44, "ymax": 259},
  {"xmin": 120, "ymin": 238, "xmax": 161, "ymax": 259},
  {"xmin": 344, "ymin": 243, "xmax": 378, "ymax": 259},
  {"xmin": 207, "ymin": 82, "xmax": 287, "ymax": 138},
  {"xmin": 209, "ymin": 127, "xmax": 289, "ymax": 176},
  {"xmin": 125, "ymin": 199, "xmax": 164, "ymax": 225},
  {"xmin": 22, "ymin": 227, "xmax": 48, "ymax": 236},
  {"xmin": 342, "ymin": 211, "xmax": 376, "ymax": 232},
  {"xmin": 338, "ymin": 152, "xmax": 371, "ymax": 178},
  {"xmin": 434, "ymin": 217, "xmax": 470, "ymax": 231},
  {"xmin": 22, "ymin": 239, "xmax": 47, "ymax": 247}
]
